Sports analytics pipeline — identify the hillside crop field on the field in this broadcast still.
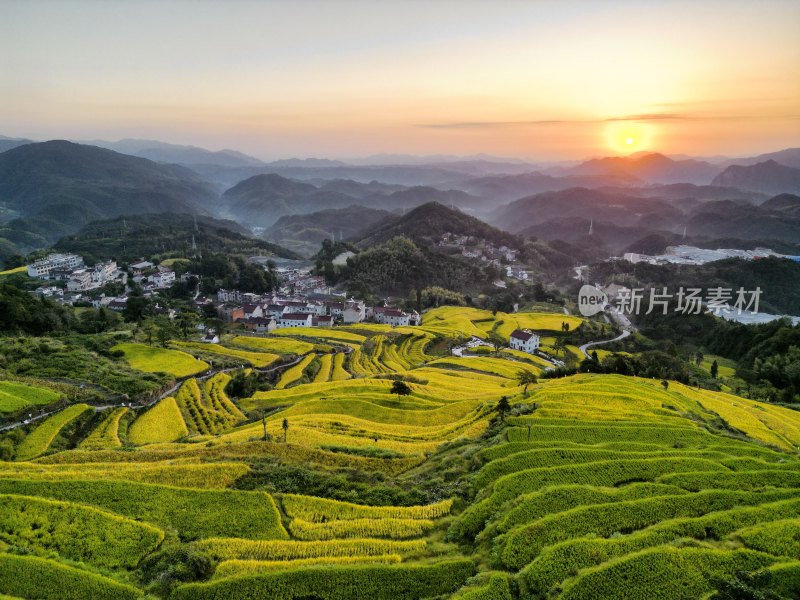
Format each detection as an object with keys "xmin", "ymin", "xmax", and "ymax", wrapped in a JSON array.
[
  {"xmin": 0, "ymin": 380, "xmax": 60, "ymax": 413},
  {"xmin": 2, "ymin": 315, "xmax": 800, "ymax": 599},
  {"xmin": 111, "ymin": 342, "xmax": 209, "ymax": 377}
]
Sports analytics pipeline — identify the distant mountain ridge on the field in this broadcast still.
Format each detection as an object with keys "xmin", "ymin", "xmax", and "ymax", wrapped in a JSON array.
[
  {"xmin": 54, "ymin": 213, "xmax": 299, "ymax": 263},
  {"xmin": 712, "ymin": 160, "xmax": 800, "ymax": 196},
  {"xmin": 220, "ymin": 173, "xmax": 484, "ymax": 227},
  {"xmin": 263, "ymin": 205, "xmax": 393, "ymax": 257},
  {"xmin": 351, "ymin": 201, "xmax": 519, "ymax": 249},
  {"xmin": 565, "ymin": 152, "xmax": 722, "ymax": 185},
  {"xmin": 721, "ymin": 148, "xmax": 800, "ymax": 170},
  {"xmin": 82, "ymin": 138, "xmax": 265, "ymax": 168},
  {"xmin": 0, "ymin": 140, "xmax": 219, "ymax": 261}
]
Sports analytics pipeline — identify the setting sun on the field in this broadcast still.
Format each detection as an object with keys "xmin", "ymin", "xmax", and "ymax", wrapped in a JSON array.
[{"xmin": 607, "ymin": 122, "xmax": 652, "ymax": 154}]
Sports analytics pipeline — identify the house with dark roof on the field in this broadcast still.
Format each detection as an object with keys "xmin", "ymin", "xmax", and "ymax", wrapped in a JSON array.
[{"xmin": 509, "ymin": 328, "xmax": 540, "ymax": 354}]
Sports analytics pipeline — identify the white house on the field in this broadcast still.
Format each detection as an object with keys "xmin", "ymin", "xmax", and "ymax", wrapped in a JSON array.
[
  {"xmin": 129, "ymin": 260, "xmax": 154, "ymax": 276},
  {"xmin": 343, "ymin": 299, "xmax": 365, "ymax": 324},
  {"xmin": 150, "ymin": 270, "xmax": 175, "ymax": 289},
  {"xmin": 374, "ymin": 308, "xmax": 411, "ymax": 327},
  {"xmin": 509, "ymin": 329, "xmax": 540, "ymax": 354},
  {"xmin": 202, "ymin": 331, "xmax": 220, "ymax": 344},
  {"xmin": 313, "ymin": 315, "xmax": 334, "ymax": 327},
  {"xmin": 66, "ymin": 269, "xmax": 93, "ymax": 292},
  {"xmin": 278, "ymin": 313, "xmax": 314, "ymax": 328},
  {"xmin": 27, "ymin": 253, "xmax": 84, "ymax": 278},
  {"xmin": 243, "ymin": 317, "xmax": 277, "ymax": 333}
]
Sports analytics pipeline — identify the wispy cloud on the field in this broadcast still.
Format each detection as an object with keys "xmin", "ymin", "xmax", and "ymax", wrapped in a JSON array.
[
  {"xmin": 417, "ymin": 113, "xmax": 689, "ymax": 129},
  {"xmin": 417, "ymin": 112, "xmax": 798, "ymax": 129}
]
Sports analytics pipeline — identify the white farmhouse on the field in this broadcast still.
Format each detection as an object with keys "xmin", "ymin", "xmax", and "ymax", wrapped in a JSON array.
[
  {"xmin": 150, "ymin": 270, "xmax": 176, "ymax": 289},
  {"xmin": 278, "ymin": 313, "xmax": 314, "ymax": 328},
  {"xmin": 343, "ymin": 299, "xmax": 365, "ymax": 324},
  {"xmin": 509, "ymin": 329, "xmax": 540, "ymax": 354},
  {"xmin": 374, "ymin": 308, "xmax": 411, "ymax": 327}
]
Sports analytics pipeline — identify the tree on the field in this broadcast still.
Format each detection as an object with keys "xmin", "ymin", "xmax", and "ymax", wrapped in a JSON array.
[
  {"xmin": 142, "ymin": 321, "xmax": 156, "ymax": 346},
  {"xmin": 282, "ymin": 418, "xmax": 289, "ymax": 443},
  {"xmin": 496, "ymin": 396, "xmax": 511, "ymax": 422},
  {"xmin": 516, "ymin": 370, "xmax": 538, "ymax": 394},
  {"xmin": 553, "ymin": 337, "xmax": 566, "ymax": 357},
  {"xmin": 261, "ymin": 410, "xmax": 268, "ymax": 442},
  {"xmin": 661, "ymin": 380, "xmax": 669, "ymax": 391},
  {"xmin": 156, "ymin": 327, "xmax": 171, "ymax": 348},
  {"xmin": 591, "ymin": 350, "xmax": 599, "ymax": 363},
  {"xmin": 488, "ymin": 331, "xmax": 505, "ymax": 355},
  {"xmin": 390, "ymin": 380, "xmax": 412, "ymax": 396},
  {"xmin": 178, "ymin": 312, "xmax": 198, "ymax": 340},
  {"xmin": 123, "ymin": 293, "xmax": 152, "ymax": 323},
  {"xmin": 695, "ymin": 351, "xmax": 704, "ymax": 367},
  {"xmin": 710, "ymin": 359, "xmax": 719, "ymax": 379}
]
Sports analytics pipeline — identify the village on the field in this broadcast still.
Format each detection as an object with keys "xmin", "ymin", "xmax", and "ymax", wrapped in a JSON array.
[
  {"xmin": 436, "ymin": 232, "xmax": 534, "ymax": 281},
  {"xmin": 24, "ymin": 252, "xmax": 425, "ymax": 336}
]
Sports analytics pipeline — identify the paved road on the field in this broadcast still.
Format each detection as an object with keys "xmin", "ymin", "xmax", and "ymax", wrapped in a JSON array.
[{"xmin": 579, "ymin": 328, "xmax": 631, "ymax": 359}]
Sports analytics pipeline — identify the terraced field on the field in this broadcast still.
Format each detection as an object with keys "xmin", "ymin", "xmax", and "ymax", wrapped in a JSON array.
[
  {"xmin": 2, "ymin": 315, "xmax": 800, "ymax": 599},
  {"xmin": 111, "ymin": 342, "xmax": 209, "ymax": 377},
  {"xmin": 0, "ymin": 380, "xmax": 60, "ymax": 413},
  {"xmin": 448, "ymin": 373, "xmax": 800, "ymax": 599}
]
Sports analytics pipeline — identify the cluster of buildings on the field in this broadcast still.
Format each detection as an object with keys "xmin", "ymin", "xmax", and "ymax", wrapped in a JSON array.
[
  {"xmin": 27, "ymin": 253, "xmax": 185, "ymax": 307},
  {"xmin": 28, "ymin": 253, "xmax": 125, "ymax": 298},
  {"xmin": 621, "ymin": 245, "xmax": 800, "ymax": 266},
  {"xmin": 437, "ymin": 233, "xmax": 532, "ymax": 281},
  {"xmin": 215, "ymin": 289, "xmax": 420, "ymax": 333},
  {"xmin": 129, "ymin": 261, "xmax": 179, "ymax": 290},
  {"xmin": 438, "ymin": 233, "xmax": 518, "ymax": 264}
]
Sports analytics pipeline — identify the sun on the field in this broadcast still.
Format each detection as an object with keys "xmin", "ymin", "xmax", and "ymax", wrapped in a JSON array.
[{"xmin": 606, "ymin": 122, "xmax": 652, "ymax": 154}]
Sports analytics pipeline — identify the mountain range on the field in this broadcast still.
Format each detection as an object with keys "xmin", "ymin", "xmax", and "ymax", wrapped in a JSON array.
[
  {"xmin": 712, "ymin": 160, "xmax": 800, "ymax": 196},
  {"xmin": 2, "ymin": 136, "xmax": 800, "ymax": 266},
  {"xmin": 0, "ymin": 141, "xmax": 218, "ymax": 260},
  {"xmin": 262, "ymin": 206, "xmax": 393, "ymax": 257}
]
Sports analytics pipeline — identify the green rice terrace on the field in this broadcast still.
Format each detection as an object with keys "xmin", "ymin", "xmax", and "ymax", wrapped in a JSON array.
[{"xmin": 1, "ymin": 306, "xmax": 799, "ymax": 599}]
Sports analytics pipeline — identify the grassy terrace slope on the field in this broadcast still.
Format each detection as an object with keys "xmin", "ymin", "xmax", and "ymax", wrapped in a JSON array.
[
  {"xmin": 2, "ymin": 313, "xmax": 800, "ymax": 599},
  {"xmin": 111, "ymin": 342, "xmax": 209, "ymax": 377}
]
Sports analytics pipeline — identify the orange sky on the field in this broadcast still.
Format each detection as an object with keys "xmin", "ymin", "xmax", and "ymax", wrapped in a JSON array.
[{"xmin": 2, "ymin": 0, "xmax": 799, "ymax": 160}]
